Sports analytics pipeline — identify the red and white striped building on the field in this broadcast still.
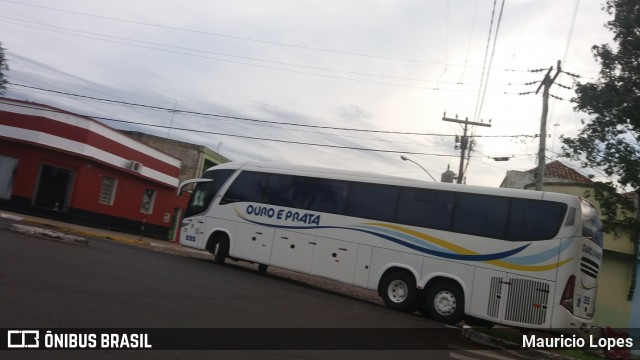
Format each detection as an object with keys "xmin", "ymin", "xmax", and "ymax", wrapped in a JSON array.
[{"xmin": 0, "ymin": 97, "xmax": 186, "ymax": 239}]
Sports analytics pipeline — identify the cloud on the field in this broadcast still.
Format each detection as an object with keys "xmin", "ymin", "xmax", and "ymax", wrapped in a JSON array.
[{"xmin": 0, "ymin": 0, "xmax": 614, "ymax": 186}]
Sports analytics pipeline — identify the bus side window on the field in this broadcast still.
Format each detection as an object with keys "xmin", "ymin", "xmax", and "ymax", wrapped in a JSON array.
[
  {"xmin": 507, "ymin": 200, "xmax": 566, "ymax": 241},
  {"xmin": 220, "ymin": 171, "xmax": 267, "ymax": 204},
  {"xmin": 346, "ymin": 183, "xmax": 398, "ymax": 222},
  {"xmin": 453, "ymin": 194, "xmax": 508, "ymax": 239},
  {"xmin": 395, "ymin": 188, "xmax": 454, "ymax": 230},
  {"xmin": 307, "ymin": 179, "xmax": 348, "ymax": 215},
  {"xmin": 265, "ymin": 174, "xmax": 309, "ymax": 209}
]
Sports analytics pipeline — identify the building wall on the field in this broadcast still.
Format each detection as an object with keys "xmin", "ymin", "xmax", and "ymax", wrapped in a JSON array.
[
  {"xmin": 120, "ymin": 132, "xmax": 230, "ymax": 241},
  {"xmin": 0, "ymin": 140, "xmax": 182, "ymax": 238},
  {"xmin": 124, "ymin": 131, "xmax": 229, "ymax": 181},
  {"xmin": 0, "ymin": 98, "xmax": 186, "ymax": 239},
  {"xmin": 500, "ymin": 170, "xmax": 575, "ymax": 189},
  {"xmin": 593, "ymin": 251, "xmax": 633, "ymax": 327}
]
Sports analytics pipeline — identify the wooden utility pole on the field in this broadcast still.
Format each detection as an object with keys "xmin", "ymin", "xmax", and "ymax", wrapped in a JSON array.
[
  {"xmin": 442, "ymin": 115, "xmax": 491, "ymax": 184},
  {"xmin": 534, "ymin": 60, "xmax": 561, "ymax": 191}
]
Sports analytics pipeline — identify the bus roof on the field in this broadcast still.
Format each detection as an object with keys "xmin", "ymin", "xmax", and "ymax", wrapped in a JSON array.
[{"xmin": 206, "ymin": 161, "xmax": 581, "ymax": 204}]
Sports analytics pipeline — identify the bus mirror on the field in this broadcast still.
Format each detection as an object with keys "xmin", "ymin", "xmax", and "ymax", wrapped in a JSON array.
[{"xmin": 177, "ymin": 178, "xmax": 212, "ymax": 196}]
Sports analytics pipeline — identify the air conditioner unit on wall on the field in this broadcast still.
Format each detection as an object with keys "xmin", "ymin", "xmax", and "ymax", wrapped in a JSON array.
[{"xmin": 128, "ymin": 160, "xmax": 143, "ymax": 172}]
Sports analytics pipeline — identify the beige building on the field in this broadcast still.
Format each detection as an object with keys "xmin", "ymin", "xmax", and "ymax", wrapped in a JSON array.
[
  {"xmin": 501, "ymin": 161, "xmax": 637, "ymax": 328},
  {"xmin": 123, "ymin": 131, "xmax": 230, "ymax": 182}
]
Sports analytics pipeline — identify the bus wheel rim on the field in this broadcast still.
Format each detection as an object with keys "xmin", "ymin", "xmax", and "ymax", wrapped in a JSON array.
[
  {"xmin": 434, "ymin": 290, "xmax": 456, "ymax": 315},
  {"xmin": 388, "ymin": 279, "xmax": 408, "ymax": 303}
]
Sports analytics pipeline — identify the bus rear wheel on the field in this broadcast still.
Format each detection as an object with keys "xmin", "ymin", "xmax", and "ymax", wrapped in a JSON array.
[
  {"xmin": 380, "ymin": 271, "xmax": 417, "ymax": 312},
  {"xmin": 423, "ymin": 282, "xmax": 464, "ymax": 324}
]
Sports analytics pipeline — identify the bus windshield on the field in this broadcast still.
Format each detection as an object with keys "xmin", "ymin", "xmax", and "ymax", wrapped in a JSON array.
[{"xmin": 184, "ymin": 169, "xmax": 234, "ymax": 218}]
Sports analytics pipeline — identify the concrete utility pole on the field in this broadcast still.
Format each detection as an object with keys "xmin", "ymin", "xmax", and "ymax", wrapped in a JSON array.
[
  {"xmin": 442, "ymin": 114, "xmax": 491, "ymax": 184},
  {"xmin": 534, "ymin": 60, "xmax": 561, "ymax": 191}
]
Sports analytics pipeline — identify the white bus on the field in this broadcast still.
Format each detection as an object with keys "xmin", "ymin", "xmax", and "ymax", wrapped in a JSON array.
[{"xmin": 178, "ymin": 161, "xmax": 602, "ymax": 330}]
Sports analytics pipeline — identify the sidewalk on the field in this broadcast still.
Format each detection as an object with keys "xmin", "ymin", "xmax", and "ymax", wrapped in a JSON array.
[{"xmin": 0, "ymin": 210, "xmax": 213, "ymax": 260}]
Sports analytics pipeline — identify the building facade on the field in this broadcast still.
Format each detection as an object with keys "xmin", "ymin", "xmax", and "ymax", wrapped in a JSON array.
[
  {"xmin": 121, "ymin": 131, "xmax": 230, "ymax": 240},
  {"xmin": 0, "ymin": 98, "xmax": 185, "ymax": 239},
  {"xmin": 122, "ymin": 131, "xmax": 230, "ymax": 182}
]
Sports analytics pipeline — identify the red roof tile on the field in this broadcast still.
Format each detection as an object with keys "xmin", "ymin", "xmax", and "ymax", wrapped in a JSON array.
[{"xmin": 526, "ymin": 160, "xmax": 593, "ymax": 183}]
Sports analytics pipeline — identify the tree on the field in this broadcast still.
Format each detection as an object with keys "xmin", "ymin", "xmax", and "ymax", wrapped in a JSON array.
[
  {"xmin": 561, "ymin": 0, "xmax": 639, "ymax": 232},
  {"xmin": 0, "ymin": 42, "xmax": 8, "ymax": 95}
]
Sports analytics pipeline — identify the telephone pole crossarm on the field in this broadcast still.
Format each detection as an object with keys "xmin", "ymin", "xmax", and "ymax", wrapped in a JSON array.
[
  {"xmin": 441, "ymin": 117, "xmax": 492, "ymax": 127},
  {"xmin": 442, "ymin": 116, "xmax": 492, "ymax": 184}
]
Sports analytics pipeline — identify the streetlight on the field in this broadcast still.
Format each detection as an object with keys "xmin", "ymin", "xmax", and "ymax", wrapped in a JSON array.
[{"xmin": 400, "ymin": 155, "xmax": 437, "ymax": 182}]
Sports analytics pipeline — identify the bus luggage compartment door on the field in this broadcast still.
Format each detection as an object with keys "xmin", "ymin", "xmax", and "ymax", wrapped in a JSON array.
[
  {"xmin": 234, "ymin": 224, "xmax": 275, "ymax": 264},
  {"xmin": 311, "ymin": 237, "xmax": 358, "ymax": 284},
  {"xmin": 271, "ymin": 230, "xmax": 316, "ymax": 273}
]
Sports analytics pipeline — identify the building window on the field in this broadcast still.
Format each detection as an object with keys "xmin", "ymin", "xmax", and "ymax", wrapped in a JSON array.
[
  {"xmin": 0, "ymin": 155, "xmax": 19, "ymax": 200},
  {"xmin": 98, "ymin": 176, "xmax": 117, "ymax": 205},
  {"xmin": 140, "ymin": 189, "xmax": 156, "ymax": 214}
]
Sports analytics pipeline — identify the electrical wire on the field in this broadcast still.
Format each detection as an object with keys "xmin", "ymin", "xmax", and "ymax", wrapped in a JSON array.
[
  {"xmin": 0, "ymin": 0, "xmax": 531, "ymax": 73},
  {"xmin": 0, "ymin": 16, "xmax": 492, "ymax": 87},
  {"xmin": 0, "ymin": 99, "xmax": 474, "ymax": 157},
  {"xmin": 8, "ymin": 82, "xmax": 539, "ymax": 139}
]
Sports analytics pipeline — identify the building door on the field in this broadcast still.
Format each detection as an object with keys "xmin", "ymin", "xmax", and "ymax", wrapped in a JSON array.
[{"xmin": 33, "ymin": 164, "xmax": 74, "ymax": 211}]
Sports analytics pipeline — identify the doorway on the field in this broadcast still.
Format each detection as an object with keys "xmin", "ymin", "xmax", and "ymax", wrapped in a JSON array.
[{"xmin": 33, "ymin": 164, "xmax": 75, "ymax": 211}]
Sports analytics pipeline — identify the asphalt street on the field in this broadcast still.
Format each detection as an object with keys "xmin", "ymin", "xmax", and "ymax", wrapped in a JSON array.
[{"xmin": 0, "ymin": 217, "xmax": 509, "ymax": 360}]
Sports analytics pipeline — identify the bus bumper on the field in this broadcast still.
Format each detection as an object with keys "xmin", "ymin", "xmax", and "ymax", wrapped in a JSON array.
[{"xmin": 551, "ymin": 307, "xmax": 593, "ymax": 331}]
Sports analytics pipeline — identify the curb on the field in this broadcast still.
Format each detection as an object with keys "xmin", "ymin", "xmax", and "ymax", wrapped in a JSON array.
[
  {"xmin": 4, "ymin": 214, "xmax": 210, "ymax": 259},
  {"xmin": 9, "ymin": 223, "xmax": 88, "ymax": 246}
]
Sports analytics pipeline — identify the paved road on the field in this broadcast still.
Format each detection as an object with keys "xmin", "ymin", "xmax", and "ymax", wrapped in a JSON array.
[{"xmin": 0, "ymin": 219, "xmax": 510, "ymax": 360}]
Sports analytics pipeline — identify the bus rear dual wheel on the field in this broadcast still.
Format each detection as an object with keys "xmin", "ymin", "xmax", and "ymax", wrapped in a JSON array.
[
  {"xmin": 380, "ymin": 271, "xmax": 418, "ymax": 312},
  {"xmin": 380, "ymin": 272, "xmax": 465, "ymax": 324},
  {"xmin": 420, "ymin": 282, "xmax": 465, "ymax": 325}
]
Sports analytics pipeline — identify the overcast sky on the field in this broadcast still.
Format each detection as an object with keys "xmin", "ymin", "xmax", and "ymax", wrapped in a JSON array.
[{"xmin": 0, "ymin": 0, "xmax": 614, "ymax": 186}]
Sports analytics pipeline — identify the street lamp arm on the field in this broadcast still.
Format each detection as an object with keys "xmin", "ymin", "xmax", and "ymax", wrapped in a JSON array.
[{"xmin": 400, "ymin": 155, "xmax": 437, "ymax": 182}]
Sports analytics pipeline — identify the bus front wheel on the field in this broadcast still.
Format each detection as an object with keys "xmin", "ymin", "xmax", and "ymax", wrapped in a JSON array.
[
  {"xmin": 380, "ymin": 271, "xmax": 417, "ymax": 312},
  {"xmin": 423, "ymin": 282, "xmax": 464, "ymax": 324},
  {"xmin": 214, "ymin": 238, "xmax": 229, "ymax": 264}
]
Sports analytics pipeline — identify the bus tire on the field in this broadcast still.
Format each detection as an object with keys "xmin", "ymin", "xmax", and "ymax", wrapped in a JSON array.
[
  {"xmin": 380, "ymin": 271, "xmax": 417, "ymax": 312},
  {"xmin": 214, "ymin": 238, "xmax": 229, "ymax": 264},
  {"xmin": 424, "ymin": 282, "xmax": 464, "ymax": 324},
  {"xmin": 258, "ymin": 264, "xmax": 268, "ymax": 273}
]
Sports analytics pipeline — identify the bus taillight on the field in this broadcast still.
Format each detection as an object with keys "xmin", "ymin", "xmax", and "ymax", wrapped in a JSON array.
[{"xmin": 560, "ymin": 274, "xmax": 576, "ymax": 313}]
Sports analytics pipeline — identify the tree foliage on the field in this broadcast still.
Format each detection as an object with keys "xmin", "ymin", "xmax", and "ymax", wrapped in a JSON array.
[
  {"xmin": 0, "ymin": 42, "xmax": 8, "ymax": 95},
  {"xmin": 562, "ymin": 0, "xmax": 639, "ymax": 232}
]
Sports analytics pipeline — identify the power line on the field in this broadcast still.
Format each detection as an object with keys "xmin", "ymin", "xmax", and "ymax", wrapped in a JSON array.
[
  {"xmin": 8, "ymin": 82, "xmax": 538, "ymax": 139},
  {"xmin": 1, "ymin": 17, "xmax": 529, "ymax": 94},
  {"xmin": 0, "ymin": 99, "xmax": 474, "ymax": 157},
  {"xmin": 0, "ymin": 0, "xmax": 530, "ymax": 73},
  {"xmin": 474, "ymin": 0, "xmax": 506, "ymax": 123},
  {"xmin": 0, "ymin": 16, "xmax": 495, "ymax": 87}
]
